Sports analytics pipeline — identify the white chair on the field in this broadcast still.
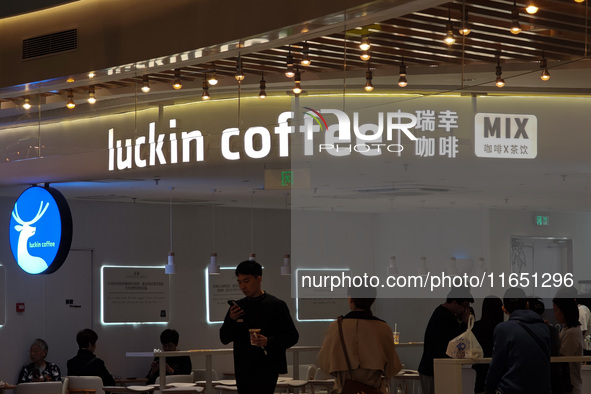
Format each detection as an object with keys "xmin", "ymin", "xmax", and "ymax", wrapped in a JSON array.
[
  {"xmin": 212, "ymin": 380, "xmax": 237, "ymax": 392},
  {"xmin": 192, "ymin": 369, "xmax": 220, "ymax": 391},
  {"xmin": 66, "ymin": 376, "xmax": 104, "ymax": 394},
  {"xmin": 16, "ymin": 381, "xmax": 64, "ymax": 394},
  {"xmin": 155, "ymin": 374, "xmax": 202, "ymax": 394},
  {"xmin": 308, "ymin": 368, "xmax": 334, "ymax": 394},
  {"xmin": 155, "ymin": 373, "xmax": 194, "ymax": 385},
  {"xmin": 62, "ymin": 378, "xmax": 69, "ymax": 394},
  {"xmin": 277, "ymin": 364, "xmax": 316, "ymax": 393},
  {"xmin": 392, "ymin": 369, "xmax": 420, "ymax": 394}
]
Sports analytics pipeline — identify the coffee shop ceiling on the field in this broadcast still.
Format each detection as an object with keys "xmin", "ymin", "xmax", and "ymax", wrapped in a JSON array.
[{"xmin": 2, "ymin": 0, "xmax": 591, "ymax": 106}]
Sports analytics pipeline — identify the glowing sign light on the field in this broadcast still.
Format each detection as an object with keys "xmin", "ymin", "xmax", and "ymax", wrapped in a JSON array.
[{"xmin": 9, "ymin": 186, "xmax": 73, "ymax": 275}]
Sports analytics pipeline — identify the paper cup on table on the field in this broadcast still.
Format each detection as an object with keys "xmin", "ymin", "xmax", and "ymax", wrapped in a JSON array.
[{"xmin": 249, "ymin": 328, "xmax": 261, "ymax": 345}]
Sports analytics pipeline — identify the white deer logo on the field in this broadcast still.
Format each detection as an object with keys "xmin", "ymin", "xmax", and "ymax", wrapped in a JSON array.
[{"xmin": 12, "ymin": 201, "xmax": 50, "ymax": 274}]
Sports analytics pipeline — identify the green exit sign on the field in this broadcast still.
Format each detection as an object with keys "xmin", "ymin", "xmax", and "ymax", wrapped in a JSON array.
[{"xmin": 535, "ymin": 215, "xmax": 550, "ymax": 226}]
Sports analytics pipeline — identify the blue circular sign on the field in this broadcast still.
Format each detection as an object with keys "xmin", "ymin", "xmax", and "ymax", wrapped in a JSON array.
[{"xmin": 9, "ymin": 186, "xmax": 73, "ymax": 275}]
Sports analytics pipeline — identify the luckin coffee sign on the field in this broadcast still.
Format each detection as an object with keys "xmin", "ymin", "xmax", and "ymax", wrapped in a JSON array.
[{"xmin": 9, "ymin": 186, "xmax": 73, "ymax": 275}]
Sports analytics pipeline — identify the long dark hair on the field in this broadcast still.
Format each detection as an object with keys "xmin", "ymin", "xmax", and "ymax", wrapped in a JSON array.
[
  {"xmin": 552, "ymin": 297, "xmax": 581, "ymax": 328},
  {"xmin": 480, "ymin": 295, "xmax": 504, "ymax": 327}
]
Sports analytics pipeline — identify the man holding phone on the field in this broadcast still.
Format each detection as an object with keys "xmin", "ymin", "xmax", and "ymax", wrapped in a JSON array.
[{"xmin": 220, "ymin": 260, "xmax": 299, "ymax": 394}]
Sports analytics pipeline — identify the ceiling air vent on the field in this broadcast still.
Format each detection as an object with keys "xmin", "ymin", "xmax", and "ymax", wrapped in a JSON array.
[{"xmin": 22, "ymin": 28, "xmax": 78, "ymax": 60}]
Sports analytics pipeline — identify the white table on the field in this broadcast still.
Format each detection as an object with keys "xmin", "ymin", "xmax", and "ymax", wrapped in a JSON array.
[
  {"xmin": 129, "ymin": 343, "xmax": 421, "ymax": 392},
  {"xmin": 148, "ymin": 346, "xmax": 321, "ymax": 393},
  {"xmin": 434, "ymin": 356, "xmax": 591, "ymax": 394}
]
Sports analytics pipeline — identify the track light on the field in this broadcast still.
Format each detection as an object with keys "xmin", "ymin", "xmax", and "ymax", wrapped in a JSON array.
[
  {"xmin": 459, "ymin": 10, "xmax": 471, "ymax": 35},
  {"xmin": 398, "ymin": 59, "xmax": 408, "ymax": 87},
  {"xmin": 301, "ymin": 42, "xmax": 311, "ymax": 66},
  {"xmin": 235, "ymin": 55, "xmax": 245, "ymax": 81},
  {"xmin": 359, "ymin": 35, "xmax": 370, "ymax": 51},
  {"xmin": 141, "ymin": 75, "xmax": 150, "ymax": 93},
  {"xmin": 285, "ymin": 47, "xmax": 295, "ymax": 78},
  {"xmin": 540, "ymin": 56, "xmax": 550, "ymax": 81},
  {"xmin": 510, "ymin": 2, "xmax": 522, "ymax": 34},
  {"xmin": 66, "ymin": 89, "xmax": 75, "ymax": 109},
  {"xmin": 23, "ymin": 96, "xmax": 31, "ymax": 110},
  {"xmin": 495, "ymin": 58, "xmax": 505, "ymax": 88},
  {"xmin": 201, "ymin": 79, "xmax": 210, "ymax": 101},
  {"xmin": 87, "ymin": 86, "xmax": 96, "ymax": 104},
  {"xmin": 360, "ymin": 50, "xmax": 370, "ymax": 61},
  {"xmin": 292, "ymin": 67, "xmax": 302, "ymax": 94},
  {"xmin": 364, "ymin": 64, "xmax": 374, "ymax": 92},
  {"xmin": 259, "ymin": 73, "xmax": 267, "ymax": 99},
  {"xmin": 173, "ymin": 69, "xmax": 182, "ymax": 89},
  {"xmin": 526, "ymin": 0, "xmax": 539, "ymax": 14}
]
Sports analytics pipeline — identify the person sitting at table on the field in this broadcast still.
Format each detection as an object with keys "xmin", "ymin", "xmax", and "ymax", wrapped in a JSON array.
[
  {"xmin": 146, "ymin": 329, "xmax": 192, "ymax": 385},
  {"xmin": 18, "ymin": 338, "xmax": 61, "ymax": 383},
  {"xmin": 67, "ymin": 328, "xmax": 115, "ymax": 386}
]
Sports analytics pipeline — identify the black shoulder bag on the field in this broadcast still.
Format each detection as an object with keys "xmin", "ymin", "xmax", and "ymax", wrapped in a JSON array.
[{"xmin": 517, "ymin": 322, "xmax": 572, "ymax": 394}]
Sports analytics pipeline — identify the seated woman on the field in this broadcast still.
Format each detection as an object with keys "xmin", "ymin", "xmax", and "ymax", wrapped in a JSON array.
[
  {"xmin": 317, "ymin": 286, "xmax": 402, "ymax": 393},
  {"xmin": 18, "ymin": 339, "xmax": 61, "ymax": 383}
]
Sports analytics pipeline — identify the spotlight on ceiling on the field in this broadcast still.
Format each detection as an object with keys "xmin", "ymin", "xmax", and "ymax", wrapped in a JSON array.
[
  {"xmin": 173, "ymin": 69, "xmax": 182, "ymax": 89},
  {"xmin": 66, "ymin": 89, "xmax": 76, "ymax": 109},
  {"xmin": 87, "ymin": 86, "xmax": 96, "ymax": 104},
  {"xmin": 259, "ymin": 72, "xmax": 267, "ymax": 99},
  {"xmin": 292, "ymin": 67, "xmax": 302, "ymax": 94},
  {"xmin": 364, "ymin": 64, "xmax": 374, "ymax": 92},
  {"xmin": 540, "ymin": 56, "xmax": 550, "ymax": 81},
  {"xmin": 495, "ymin": 58, "xmax": 505, "ymax": 88},
  {"xmin": 141, "ymin": 75, "xmax": 151, "ymax": 93},
  {"xmin": 398, "ymin": 59, "xmax": 408, "ymax": 88},
  {"xmin": 510, "ymin": 1, "xmax": 522, "ymax": 34}
]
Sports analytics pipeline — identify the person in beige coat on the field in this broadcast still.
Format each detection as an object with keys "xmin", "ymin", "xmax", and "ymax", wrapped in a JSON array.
[{"xmin": 317, "ymin": 286, "xmax": 402, "ymax": 393}]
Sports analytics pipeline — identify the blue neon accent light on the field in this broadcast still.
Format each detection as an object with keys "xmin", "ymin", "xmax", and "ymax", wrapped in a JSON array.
[{"xmin": 9, "ymin": 186, "xmax": 73, "ymax": 275}]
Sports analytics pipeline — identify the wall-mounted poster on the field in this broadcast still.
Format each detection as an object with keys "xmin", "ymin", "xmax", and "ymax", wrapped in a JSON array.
[
  {"xmin": 101, "ymin": 266, "xmax": 169, "ymax": 324},
  {"xmin": 0, "ymin": 265, "xmax": 5, "ymax": 325},
  {"xmin": 295, "ymin": 268, "xmax": 349, "ymax": 322},
  {"xmin": 206, "ymin": 267, "xmax": 243, "ymax": 324}
]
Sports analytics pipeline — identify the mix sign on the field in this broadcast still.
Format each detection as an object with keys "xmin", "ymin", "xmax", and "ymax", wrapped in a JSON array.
[
  {"xmin": 107, "ymin": 109, "xmax": 538, "ymax": 171},
  {"xmin": 474, "ymin": 113, "xmax": 537, "ymax": 159}
]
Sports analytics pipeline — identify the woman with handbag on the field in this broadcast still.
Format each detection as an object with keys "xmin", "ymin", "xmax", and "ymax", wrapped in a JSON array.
[
  {"xmin": 317, "ymin": 286, "xmax": 402, "ymax": 394},
  {"xmin": 553, "ymin": 296, "xmax": 583, "ymax": 394}
]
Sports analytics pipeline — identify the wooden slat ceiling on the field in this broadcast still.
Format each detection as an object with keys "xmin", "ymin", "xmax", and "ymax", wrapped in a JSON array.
[{"xmin": 9, "ymin": 0, "xmax": 591, "ymax": 104}]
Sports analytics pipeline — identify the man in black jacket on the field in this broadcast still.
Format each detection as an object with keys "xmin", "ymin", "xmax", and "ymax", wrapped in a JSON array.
[
  {"xmin": 67, "ymin": 328, "xmax": 115, "ymax": 386},
  {"xmin": 220, "ymin": 260, "xmax": 299, "ymax": 394},
  {"xmin": 418, "ymin": 287, "xmax": 473, "ymax": 394}
]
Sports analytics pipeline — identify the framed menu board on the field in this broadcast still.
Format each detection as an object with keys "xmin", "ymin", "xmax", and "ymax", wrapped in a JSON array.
[{"xmin": 101, "ymin": 266, "xmax": 169, "ymax": 324}]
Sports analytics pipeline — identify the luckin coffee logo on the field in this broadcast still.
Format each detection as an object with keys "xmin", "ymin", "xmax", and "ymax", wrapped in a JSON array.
[
  {"xmin": 108, "ymin": 109, "xmax": 419, "ymax": 171},
  {"xmin": 9, "ymin": 186, "xmax": 73, "ymax": 275},
  {"xmin": 12, "ymin": 201, "xmax": 50, "ymax": 274}
]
